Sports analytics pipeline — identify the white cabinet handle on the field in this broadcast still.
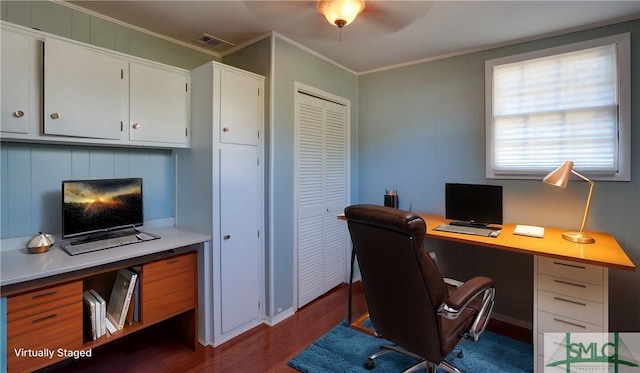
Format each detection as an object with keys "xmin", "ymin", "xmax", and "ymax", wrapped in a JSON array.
[
  {"xmin": 132, "ymin": 123, "xmax": 141, "ymax": 129},
  {"xmin": 50, "ymin": 112, "xmax": 60, "ymax": 119},
  {"xmin": 13, "ymin": 110, "xmax": 24, "ymax": 118},
  {"xmin": 223, "ymin": 127, "xmax": 230, "ymax": 132}
]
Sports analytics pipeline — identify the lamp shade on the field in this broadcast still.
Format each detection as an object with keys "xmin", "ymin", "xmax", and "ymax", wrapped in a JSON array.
[
  {"xmin": 542, "ymin": 161, "xmax": 574, "ymax": 188},
  {"xmin": 317, "ymin": 0, "xmax": 365, "ymax": 28}
]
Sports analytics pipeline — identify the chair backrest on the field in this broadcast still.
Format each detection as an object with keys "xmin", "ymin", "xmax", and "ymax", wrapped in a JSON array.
[{"xmin": 345, "ymin": 204, "xmax": 449, "ymax": 362}]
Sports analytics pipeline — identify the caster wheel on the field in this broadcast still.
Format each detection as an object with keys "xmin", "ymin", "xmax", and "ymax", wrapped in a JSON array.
[
  {"xmin": 457, "ymin": 351, "xmax": 464, "ymax": 359},
  {"xmin": 364, "ymin": 358, "xmax": 375, "ymax": 370}
]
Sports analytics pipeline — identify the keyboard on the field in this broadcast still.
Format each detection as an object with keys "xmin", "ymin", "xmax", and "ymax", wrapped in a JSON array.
[
  {"xmin": 434, "ymin": 224, "xmax": 499, "ymax": 237},
  {"xmin": 61, "ymin": 233, "xmax": 157, "ymax": 256}
]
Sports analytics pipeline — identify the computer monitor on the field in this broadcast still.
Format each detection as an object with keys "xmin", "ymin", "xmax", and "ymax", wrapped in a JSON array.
[
  {"xmin": 62, "ymin": 178, "xmax": 143, "ymax": 240},
  {"xmin": 445, "ymin": 183, "xmax": 503, "ymax": 227}
]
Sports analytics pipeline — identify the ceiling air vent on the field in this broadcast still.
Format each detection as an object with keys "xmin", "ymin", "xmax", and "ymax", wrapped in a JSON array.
[{"xmin": 194, "ymin": 33, "xmax": 235, "ymax": 52}]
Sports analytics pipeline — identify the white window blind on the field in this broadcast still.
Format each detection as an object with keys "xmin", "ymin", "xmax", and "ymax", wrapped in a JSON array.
[{"xmin": 486, "ymin": 33, "xmax": 630, "ymax": 180}]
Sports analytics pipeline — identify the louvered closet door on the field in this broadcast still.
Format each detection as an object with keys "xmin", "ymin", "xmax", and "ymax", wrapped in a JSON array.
[{"xmin": 296, "ymin": 91, "xmax": 347, "ymax": 308}]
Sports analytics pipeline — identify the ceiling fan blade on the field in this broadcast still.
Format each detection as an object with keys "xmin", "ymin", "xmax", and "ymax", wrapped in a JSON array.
[{"xmin": 360, "ymin": 1, "xmax": 434, "ymax": 33}]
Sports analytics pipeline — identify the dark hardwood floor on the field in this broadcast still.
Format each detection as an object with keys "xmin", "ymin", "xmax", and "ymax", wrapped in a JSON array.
[{"xmin": 41, "ymin": 282, "xmax": 531, "ymax": 373}]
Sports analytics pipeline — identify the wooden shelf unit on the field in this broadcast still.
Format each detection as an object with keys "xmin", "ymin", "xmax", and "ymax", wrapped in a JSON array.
[{"xmin": 4, "ymin": 249, "xmax": 198, "ymax": 373}]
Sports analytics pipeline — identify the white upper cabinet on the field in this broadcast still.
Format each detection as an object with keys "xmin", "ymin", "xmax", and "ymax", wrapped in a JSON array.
[
  {"xmin": 43, "ymin": 37, "xmax": 126, "ymax": 140},
  {"xmin": 1, "ymin": 30, "xmax": 41, "ymax": 134},
  {"xmin": 0, "ymin": 23, "xmax": 191, "ymax": 149},
  {"xmin": 220, "ymin": 69, "xmax": 261, "ymax": 145},
  {"xmin": 129, "ymin": 62, "xmax": 190, "ymax": 145}
]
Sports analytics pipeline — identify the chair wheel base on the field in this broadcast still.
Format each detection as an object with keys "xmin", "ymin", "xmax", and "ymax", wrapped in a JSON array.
[
  {"xmin": 365, "ymin": 358, "xmax": 375, "ymax": 370},
  {"xmin": 457, "ymin": 351, "xmax": 464, "ymax": 359}
]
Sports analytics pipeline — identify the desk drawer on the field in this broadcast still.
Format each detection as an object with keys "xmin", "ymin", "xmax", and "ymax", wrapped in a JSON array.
[
  {"xmin": 537, "ymin": 257, "xmax": 603, "ymax": 285},
  {"xmin": 537, "ymin": 309, "xmax": 603, "ymax": 334},
  {"xmin": 141, "ymin": 252, "xmax": 196, "ymax": 324},
  {"xmin": 7, "ymin": 281, "xmax": 81, "ymax": 319},
  {"xmin": 7, "ymin": 299, "xmax": 82, "ymax": 373},
  {"xmin": 537, "ymin": 274, "xmax": 603, "ymax": 303},
  {"xmin": 144, "ymin": 252, "xmax": 195, "ymax": 283},
  {"xmin": 538, "ymin": 290, "xmax": 603, "ymax": 326}
]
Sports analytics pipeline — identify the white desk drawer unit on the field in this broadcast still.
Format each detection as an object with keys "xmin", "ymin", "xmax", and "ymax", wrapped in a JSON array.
[{"xmin": 533, "ymin": 256, "xmax": 608, "ymax": 372}]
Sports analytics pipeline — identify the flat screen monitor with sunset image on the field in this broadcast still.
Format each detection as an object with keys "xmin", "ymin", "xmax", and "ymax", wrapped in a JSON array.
[{"xmin": 62, "ymin": 178, "xmax": 143, "ymax": 242}]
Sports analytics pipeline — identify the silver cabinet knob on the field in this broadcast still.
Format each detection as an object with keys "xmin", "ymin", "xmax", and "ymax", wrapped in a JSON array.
[
  {"xmin": 223, "ymin": 235, "xmax": 231, "ymax": 240},
  {"xmin": 223, "ymin": 127, "xmax": 230, "ymax": 132},
  {"xmin": 13, "ymin": 110, "xmax": 25, "ymax": 118},
  {"xmin": 50, "ymin": 112, "xmax": 60, "ymax": 119},
  {"xmin": 132, "ymin": 123, "xmax": 141, "ymax": 129}
]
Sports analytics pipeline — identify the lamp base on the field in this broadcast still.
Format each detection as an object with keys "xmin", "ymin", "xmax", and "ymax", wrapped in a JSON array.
[{"xmin": 562, "ymin": 231, "xmax": 596, "ymax": 244}]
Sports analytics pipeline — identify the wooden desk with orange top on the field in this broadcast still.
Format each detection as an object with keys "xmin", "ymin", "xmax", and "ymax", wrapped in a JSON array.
[
  {"xmin": 419, "ymin": 214, "xmax": 634, "ymax": 271},
  {"xmin": 343, "ymin": 212, "xmax": 635, "ymax": 372}
]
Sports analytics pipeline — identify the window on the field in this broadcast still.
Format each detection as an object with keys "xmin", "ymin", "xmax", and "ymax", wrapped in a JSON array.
[{"xmin": 485, "ymin": 33, "xmax": 630, "ymax": 180}]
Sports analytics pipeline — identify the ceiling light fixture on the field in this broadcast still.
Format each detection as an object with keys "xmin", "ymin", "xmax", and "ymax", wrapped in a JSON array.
[{"xmin": 317, "ymin": 0, "xmax": 365, "ymax": 29}]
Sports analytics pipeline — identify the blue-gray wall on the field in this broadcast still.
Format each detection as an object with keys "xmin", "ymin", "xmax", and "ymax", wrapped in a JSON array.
[
  {"xmin": 270, "ymin": 37, "xmax": 358, "ymax": 317},
  {"xmin": 357, "ymin": 19, "xmax": 640, "ymax": 330},
  {"xmin": 1, "ymin": 0, "xmax": 215, "ymax": 69},
  {"xmin": 0, "ymin": 144, "xmax": 175, "ymax": 238}
]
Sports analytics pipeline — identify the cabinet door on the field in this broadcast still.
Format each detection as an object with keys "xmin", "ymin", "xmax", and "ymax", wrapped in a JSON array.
[
  {"xmin": 219, "ymin": 146, "xmax": 261, "ymax": 333},
  {"xmin": 130, "ymin": 62, "xmax": 190, "ymax": 144},
  {"xmin": 1, "ymin": 30, "xmax": 40, "ymax": 134},
  {"xmin": 44, "ymin": 37, "xmax": 126, "ymax": 140},
  {"xmin": 220, "ymin": 70, "xmax": 261, "ymax": 145}
]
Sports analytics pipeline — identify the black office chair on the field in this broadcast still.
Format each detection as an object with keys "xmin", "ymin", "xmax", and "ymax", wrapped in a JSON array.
[{"xmin": 344, "ymin": 204, "xmax": 495, "ymax": 373}]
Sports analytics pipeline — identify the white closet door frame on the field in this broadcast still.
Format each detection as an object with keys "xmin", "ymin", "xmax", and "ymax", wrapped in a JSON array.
[{"xmin": 293, "ymin": 81, "xmax": 351, "ymax": 310}]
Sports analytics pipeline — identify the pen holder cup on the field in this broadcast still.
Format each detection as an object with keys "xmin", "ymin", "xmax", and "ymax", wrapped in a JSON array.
[{"xmin": 384, "ymin": 192, "xmax": 398, "ymax": 208}]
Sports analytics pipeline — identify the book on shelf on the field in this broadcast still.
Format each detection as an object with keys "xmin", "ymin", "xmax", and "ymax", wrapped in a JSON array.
[
  {"xmin": 82, "ymin": 291, "xmax": 98, "ymax": 340},
  {"xmin": 106, "ymin": 268, "xmax": 138, "ymax": 330},
  {"xmin": 126, "ymin": 266, "xmax": 141, "ymax": 325},
  {"xmin": 89, "ymin": 289, "xmax": 106, "ymax": 337}
]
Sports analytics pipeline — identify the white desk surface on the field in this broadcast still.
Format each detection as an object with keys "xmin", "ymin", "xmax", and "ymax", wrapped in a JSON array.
[{"xmin": 0, "ymin": 227, "xmax": 211, "ymax": 288}]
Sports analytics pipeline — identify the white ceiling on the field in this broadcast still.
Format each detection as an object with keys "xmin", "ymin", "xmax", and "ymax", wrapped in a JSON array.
[{"xmin": 67, "ymin": 1, "xmax": 640, "ymax": 74}]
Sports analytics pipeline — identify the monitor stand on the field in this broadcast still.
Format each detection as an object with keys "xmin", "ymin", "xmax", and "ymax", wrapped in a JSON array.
[
  {"xmin": 69, "ymin": 228, "xmax": 139, "ymax": 245},
  {"xmin": 449, "ymin": 220, "xmax": 489, "ymax": 228}
]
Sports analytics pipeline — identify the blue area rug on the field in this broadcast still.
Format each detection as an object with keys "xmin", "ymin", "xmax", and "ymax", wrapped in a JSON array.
[{"xmin": 288, "ymin": 320, "xmax": 533, "ymax": 372}]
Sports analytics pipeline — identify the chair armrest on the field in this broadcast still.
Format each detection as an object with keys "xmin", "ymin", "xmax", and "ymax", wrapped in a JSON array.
[
  {"xmin": 444, "ymin": 277, "xmax": 464, "ymax": 288},
  {"xmin": 446, "ymin": 276, "xmax": 494, "ymax": 310},
  {"xmin": 438, "ymin": 276, "xmax": 494, "ymax": 319}
]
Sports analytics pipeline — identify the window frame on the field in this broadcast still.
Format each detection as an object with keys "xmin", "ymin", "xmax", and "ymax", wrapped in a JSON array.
[{"xmin": 485, "ymin": 33, "xmax": 631, "ymax": 181}]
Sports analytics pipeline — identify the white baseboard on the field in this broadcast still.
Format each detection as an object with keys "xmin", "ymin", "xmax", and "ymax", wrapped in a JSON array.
[{"xmin": 264, "ymin": 307, "xmax": 296, "ymax": 327}]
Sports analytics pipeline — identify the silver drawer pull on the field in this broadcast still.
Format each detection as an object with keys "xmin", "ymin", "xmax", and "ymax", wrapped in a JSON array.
[
  {"xmin": 223, "ymin": 127, "xmax": 230, "ymax": 132},
  {"xmin": 553, "ymin": 279, "xmax": 587, "ymax": 288},
  {"xmin": 50, "ymin": 112, "xmax": 60, "ymax": 119},
  {"xmin": 553, "ymin": 296, "xmax": 587, "ymax": 306},
  {"xmin": 13, "ymin": 110, "xmax": 24, "ymax": 118},
  {"xmin": 553, "ymin": 317, "xmax": 586, "ymax": 329},
  {"xmin": 552, "ymin": 261, "xmax": 586, "ymax": 270},
  {"xmin": 224, "ymin": 235, "xmax": 231, "ymax": 240}
]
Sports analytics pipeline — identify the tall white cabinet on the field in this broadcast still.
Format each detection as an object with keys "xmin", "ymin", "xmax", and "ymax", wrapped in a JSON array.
[{"xmin": 177, "ymin": 62, "xmax": 264, "ymax": 346}]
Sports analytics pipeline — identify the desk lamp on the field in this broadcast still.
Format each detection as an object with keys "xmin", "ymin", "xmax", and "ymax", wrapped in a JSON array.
[{"xmin": 543, "ymin": 161, "xmax": 595, "ymax": 244}]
